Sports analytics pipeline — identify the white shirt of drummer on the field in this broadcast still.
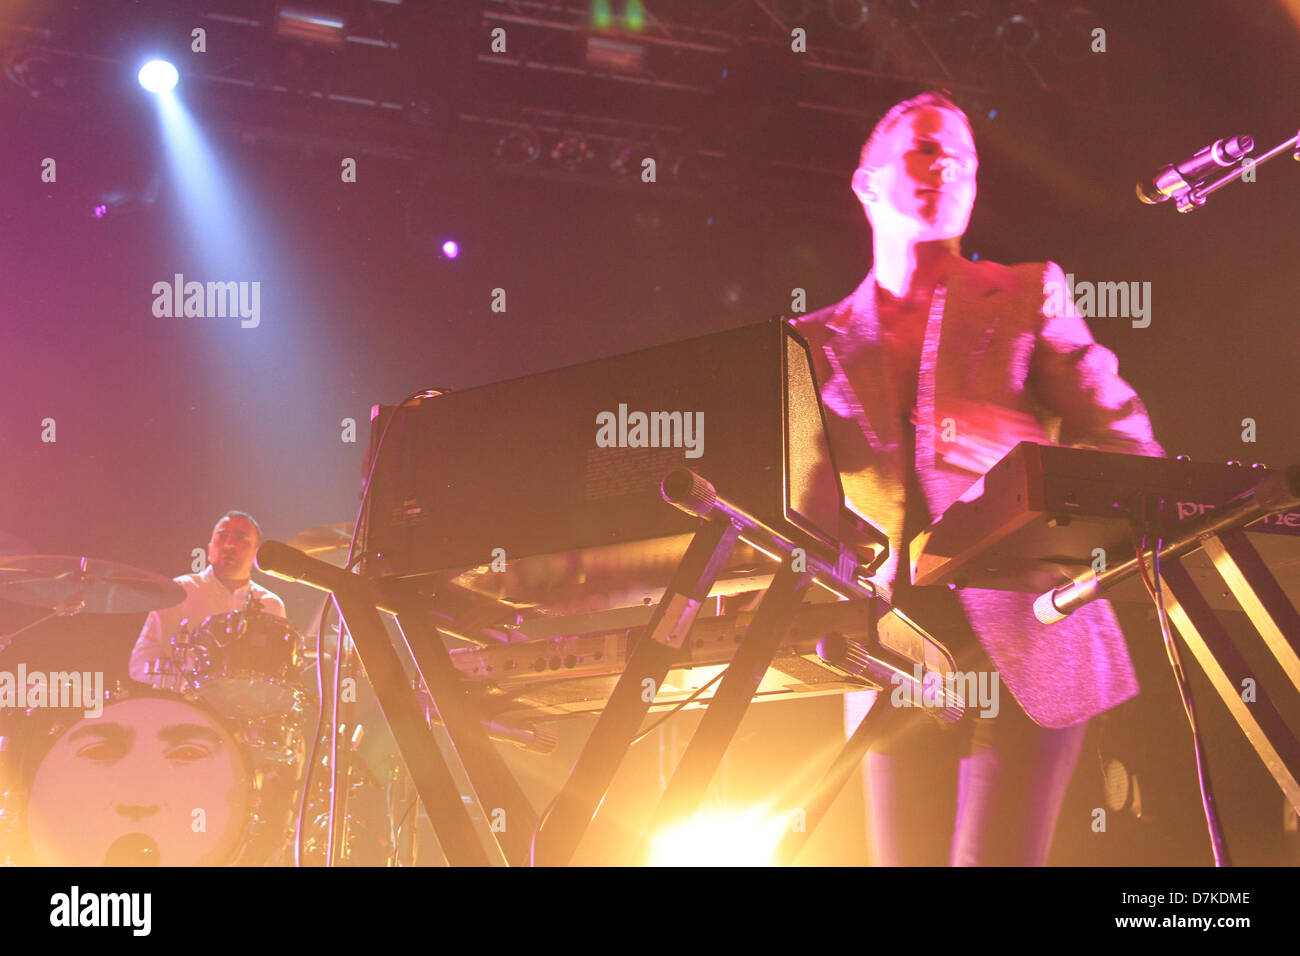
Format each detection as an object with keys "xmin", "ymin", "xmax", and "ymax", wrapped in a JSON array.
[{"xmin": 128, "ymin": 564, "xmax": 286, "ymax": 685}]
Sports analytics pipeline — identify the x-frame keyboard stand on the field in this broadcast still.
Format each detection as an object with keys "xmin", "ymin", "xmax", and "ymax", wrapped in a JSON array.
[
  {"xmin": 258, "ymin": 467, "xmax": 914, "ymax": 866},
  {"xmin": 1038, "ymin": 465, "xmax": 1300, "ymax": 815},
  {"xmin": 529, "ymin": 468, "xmax": 883, "ymax": 866}
]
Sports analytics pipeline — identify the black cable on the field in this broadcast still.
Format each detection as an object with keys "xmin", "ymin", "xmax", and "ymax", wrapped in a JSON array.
[
  {"xmin": 294, "ymin": 596, "xmax": 333, "ymax": 866},
  {"xmin": 389, "ymin": 795, "xmax": 419, "ymax": 867},
  {"xmin": 318, "ymin": 386, "xmax": 450, "ymax": 866},
  {"xmin": 528, "ymin": 664, "xmax": 725, "ymax": 863},
  {"xmin": 1134, "ymin": 507, "xmax": 1229, "ymax": 866},
  {"xmin": 631, "ymin": 669, "xmax": 725, "ymax": 745}
]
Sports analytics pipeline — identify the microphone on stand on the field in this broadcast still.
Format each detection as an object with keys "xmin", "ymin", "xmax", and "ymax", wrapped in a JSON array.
[{"xmin": 1137, "ymin": 135, "xmax": 1254, "ymax": 205}]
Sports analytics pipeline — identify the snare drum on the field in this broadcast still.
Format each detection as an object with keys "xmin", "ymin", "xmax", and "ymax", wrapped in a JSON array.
[
  {"xmin": 14, "ymin": 688, "xmax": 254, "ymax": 866},
  {"xmin": 176, "ymin": 610, "xmax": 305, "ymax": 718}
]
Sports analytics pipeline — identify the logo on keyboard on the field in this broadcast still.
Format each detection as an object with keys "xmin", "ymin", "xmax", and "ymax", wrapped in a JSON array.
[{"xmin": 1177, "ymin": 500, "xmax": 1300, "ymax": 528}]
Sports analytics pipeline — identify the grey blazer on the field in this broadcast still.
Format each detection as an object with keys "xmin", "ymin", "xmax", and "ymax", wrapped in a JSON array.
[{"xmin": 790, "ymin": 256, "xmax": 1164, "ymax": 728}]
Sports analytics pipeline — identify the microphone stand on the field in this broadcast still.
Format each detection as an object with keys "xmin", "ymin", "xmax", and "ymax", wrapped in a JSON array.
[
  {"xmin": 0, "ymin": 592, "xmax": 85, "ymax": 653},
  {"xmin": 1035, "ymin": 465, "xmax": 1300, "ymax": 622},
  {"xmin": 1157, "ymin": 126, "xmax": 1299, "ymax": 212}
]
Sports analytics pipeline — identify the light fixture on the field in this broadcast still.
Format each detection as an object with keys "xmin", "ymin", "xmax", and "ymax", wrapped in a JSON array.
[
  {"xmin": 609, "ymin": 141, "xmax": 652, "ymax": 177},
  {"xmin": 137, "ymin": 59, "xmax": 178, "ymax": 94},
  {"xmin": 551, "ymin": 132, "xmax": 593, "ymax": 171},
  {"xmin": 996, "ymin": 7, "xmax": 1039, "ymax": 52},
  {"xmin": 276, "ymin": 6, "xmax": 347, "ymax": 47},
  {"xmin": 494, "ymin": 129, "xmax": 542, "ymax": 166},
  {"xmin": 828, "ymin": 0, "xmax": 869, "ymax": 30}
]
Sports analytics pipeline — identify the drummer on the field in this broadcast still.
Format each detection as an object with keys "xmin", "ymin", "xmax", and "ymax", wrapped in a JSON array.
[{"xmin": 128, "ymin": 511, "xmax": 287, "ymax": 685}]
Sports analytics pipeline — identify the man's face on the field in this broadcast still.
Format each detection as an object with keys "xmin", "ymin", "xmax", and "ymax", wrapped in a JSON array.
[
  {"xmin": 856, "ymin": 106, "xmax": 978, "ymax": 242},
  {"xmin": 207, "ymin": 515, "xmax": 258, "ymax": 582}
]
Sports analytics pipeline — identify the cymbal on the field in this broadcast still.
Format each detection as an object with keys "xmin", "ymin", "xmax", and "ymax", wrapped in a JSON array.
[
  {"xmin": 287, "ymin": 522, "xmax": 356, "ymax": 567},
  {"xmin": 0, "ymin": 555, "xmax": 185, "ymax": 614}
]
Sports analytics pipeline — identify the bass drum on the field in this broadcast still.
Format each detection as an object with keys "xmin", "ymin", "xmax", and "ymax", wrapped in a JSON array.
[{"xmin": 10, "ymin": 687, "xmax": 255, "ymax": 866}]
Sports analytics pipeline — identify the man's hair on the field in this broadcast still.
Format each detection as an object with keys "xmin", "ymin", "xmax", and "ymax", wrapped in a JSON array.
[
  {"xmin": 217, "ymin": 510, "xmax": 262, "ymax": 542},
  {"xmin": 858, "ymin": 90, "xmax": 973, "ymax": 171}
]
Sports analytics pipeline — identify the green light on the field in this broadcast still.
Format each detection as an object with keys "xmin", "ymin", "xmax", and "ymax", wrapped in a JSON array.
[
  {"xmin": 592, "ymin": 0, "xmax": 612, "ymax": 29},
  {"xmin": 625, "ymin": 0, "xmax": 645, "ymax": 31}
]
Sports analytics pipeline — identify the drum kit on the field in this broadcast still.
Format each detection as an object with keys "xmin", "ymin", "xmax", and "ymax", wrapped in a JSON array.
[{"xmin": 0, "ymin": 533, "xmax": 402, "ymax": 867}]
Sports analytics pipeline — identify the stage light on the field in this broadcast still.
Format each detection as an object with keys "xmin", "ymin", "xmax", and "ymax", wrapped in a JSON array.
[
  {"xmin": 441, "ymin": 240, "xmax": 459, "ymax": 259},
  {"xmin": 137, "ymin": 59, "xmax": 178, "ymax": 94},
  {"xmin": 1051, "ymin": 5, "xmax": 1096, "ymax": 62},
  {"xmin": 996, "ymin": 10, "xmax": 1039, "ymax": 52},
  {"xmin": 551, "ymin": 132, "xmax": 593, "ymax": 171},
  {"xmin": 276, "ymin": 6, "xmax": 346, "ymax": 47},
  {"xmin": 5, "ymin": 49, "xmax": 62, "ymax": 98},
  {"xmin": 889, "ymin": 0, "xmax": 923, "ymax": 22},
  {"xmin": 609, "ymin": 141, "xmax": 652, "ymax": 177},
  {"xmin": 625, "ymin": 0, "xmax": 646, "ymax": 31},
  {"xmin": 495, "ymin": 129, "xmax": 541, "ymax": 166},
  {"xmin": 92, "ymin": 204, "xmax": 107, "ymax": 219},
  {"xmin": 828, "ymin": 0, "xmax": 870, "ymax": 30},
  {"xmin": 647, "ymin": 811, "xmax": 786, "ymax": 866},
  {"xmin": 585, "ymin": 36, "xmax": 647, "ymax": 72}
]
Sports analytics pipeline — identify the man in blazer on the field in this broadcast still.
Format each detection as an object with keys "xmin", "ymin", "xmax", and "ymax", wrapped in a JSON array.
[{"xmin": 790, "ymin": 91, "xmax": 1163, "ymax": 865}]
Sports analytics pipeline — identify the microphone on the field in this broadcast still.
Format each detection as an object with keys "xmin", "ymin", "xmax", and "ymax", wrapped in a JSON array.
[
  {"xmin": 1137, "ymin": 135, "xmax": 1254, "ymax": 205},
  {"xmin": 1036, "ymin": 465, "xmax": 1300, "ymax": 623},
  {"xmin": 105, "ymin": 832, "xmax": 160, "ymax": 866}
]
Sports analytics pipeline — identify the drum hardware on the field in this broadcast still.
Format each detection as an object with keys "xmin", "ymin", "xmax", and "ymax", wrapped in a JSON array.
[
  {"xmin": 0, "ymin": 555, "xmax": 186, "ymax": 642},
  {"xmin": 160, "ymin": 608, "xmax": 307, "ymax": 719},
  {"xmin": 0, "ymin": 554, "xmax": 187, "ymax": 655}
]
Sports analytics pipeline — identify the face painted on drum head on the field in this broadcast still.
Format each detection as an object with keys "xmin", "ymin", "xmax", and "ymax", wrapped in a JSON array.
[{"xmin": 25, "ymin": 696, "xmax": 251, "ymax": 866}]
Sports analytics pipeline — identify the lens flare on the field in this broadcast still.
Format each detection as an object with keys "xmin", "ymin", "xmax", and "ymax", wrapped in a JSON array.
[{"xmin": 648, "ymin": 810, "xmax": 787, "ymax": 866}]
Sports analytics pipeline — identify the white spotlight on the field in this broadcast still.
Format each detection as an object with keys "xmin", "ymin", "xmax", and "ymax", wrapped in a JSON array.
[{"xmin": 138, "ymin": 60, "xmax": 178, "ymax": 94}]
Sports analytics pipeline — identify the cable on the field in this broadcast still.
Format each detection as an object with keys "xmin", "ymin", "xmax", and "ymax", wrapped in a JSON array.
[
  {"xmin": 326, "ymin": 597, "xmax": 345, "ymax": 865},
  {"xmin": 631, "ymin": 669, "xmax": 725, "ymax": 745},
  {"xmin": 1133, "ymin": 511, "xmax": 1230, "ymax": 866},
  {"xmin": 527, "ymin": 664, "xmax": 724, "ymax": 863},
  {"xmin": 294, "ymin": 596, "xmax": 333, "ymax": 866},
  {"xmin": 316, "ymin": 386, "xmax": 450, "ymax": 867},
  {"xmin": 389, "ymin": 794, "xmax": 418, "ymax": 867}
]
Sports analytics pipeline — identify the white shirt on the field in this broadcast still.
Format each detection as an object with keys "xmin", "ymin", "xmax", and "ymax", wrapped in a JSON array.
[{"xmin": 128, "ymin": 565, "xmax": 287, "ymax": 684}]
